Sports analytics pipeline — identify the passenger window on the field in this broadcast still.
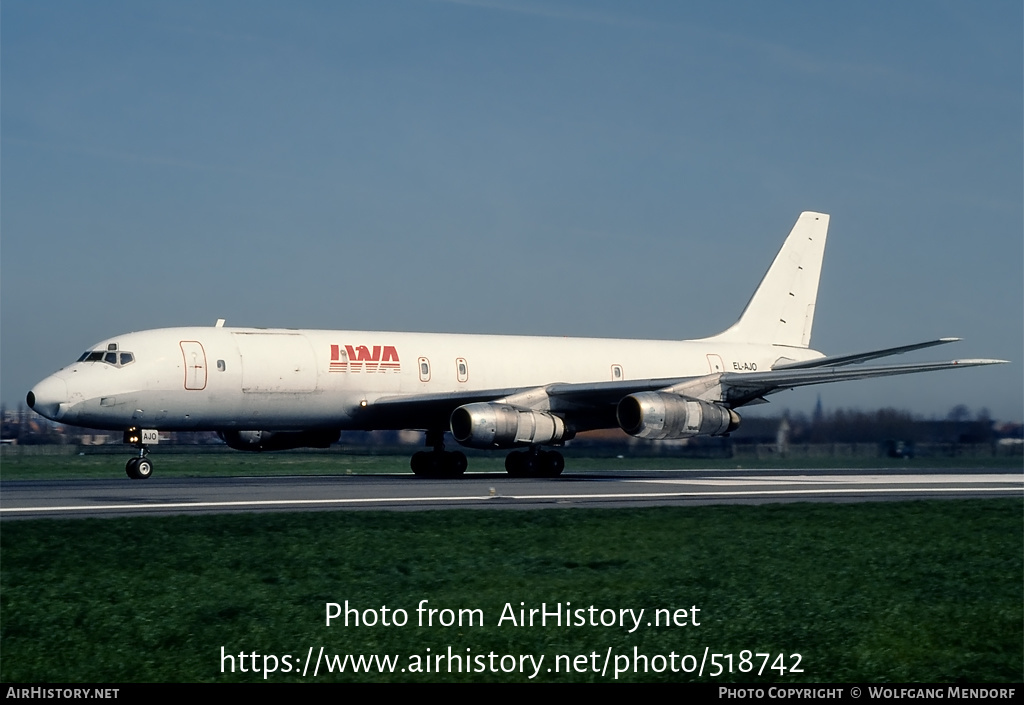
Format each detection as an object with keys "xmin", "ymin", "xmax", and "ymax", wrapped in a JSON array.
[
  {"xmin": 456, "ymin": 358, "xmax": 469, "ymax": 383},
  {"xmin": 418, "ymin": 357, "xmax": 431, "ymax": 382},
  {"xmin": 217, "ymin": 360, "xmax": 226, "ymax": 371}
]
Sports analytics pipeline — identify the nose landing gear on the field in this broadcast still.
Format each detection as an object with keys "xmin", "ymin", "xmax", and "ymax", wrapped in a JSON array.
[{"xmin": 123, "ymin": 428, "xmax": 157, "ymax": 480}]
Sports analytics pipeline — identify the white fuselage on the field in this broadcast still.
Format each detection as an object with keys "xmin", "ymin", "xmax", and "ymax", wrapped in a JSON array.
[{"xmin": 29, "ymin": 326, "xmax": 823, "ymax": 432}]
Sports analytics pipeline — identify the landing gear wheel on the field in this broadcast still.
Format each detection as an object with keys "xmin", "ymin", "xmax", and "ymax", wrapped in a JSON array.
[
  {"xmin": 411, "ymin": 451, "xmax": 440, "ymax": 476},
  {"xmin": 540, "ymin": 450, "xmax": 565, "ymax": 477},
  {"xmin": 505, "ymin": 449, "xmax": 564, "ymax": 477},
  {"xmin": 505, "ymin": 451, "xmax": 528, "ymax": 477},
  {"xmin": 135, "ymin": 457, "xmax": 153, "ymax": 480},
  {"xmin": 449, "ymin": 451, "xmax": 468, "ymax": 476},
  {"xmin": 125, "ymin": 456, "xmax": 153, "ymax": 479},
  {"xmin": 411, "ymin": 451, "xmax": 428, "ymax": 476},
  {"xmin": 412, "ymin": 450, "xmax": 467, "ymax": 478}
]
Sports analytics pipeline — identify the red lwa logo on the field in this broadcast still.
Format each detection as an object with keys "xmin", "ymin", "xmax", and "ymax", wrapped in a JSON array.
[{"xmin": 329, "ymin": 345, "xmax": 400, "ymax": 373}]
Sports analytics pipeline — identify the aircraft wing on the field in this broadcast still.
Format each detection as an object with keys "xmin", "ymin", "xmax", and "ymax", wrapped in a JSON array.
[
  {"xmin": 550, "ymin": 356, "xmax": 1009, "ymax": 409},
  {"xmin": 712, "ymin": 358, "xmax": 1008, "ymax": 407},
  {"xmin": 363, "ymin": 344, "xmax": 1008, "ymax": 430}
]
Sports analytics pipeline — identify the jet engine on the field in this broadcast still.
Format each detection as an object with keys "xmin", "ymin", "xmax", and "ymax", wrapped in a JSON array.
[
  {"xmin": 616, "ymin": 393, "xmax": 740, "ymax": 440},
  {"xmin": 450, "ymin": 402, "xmax": 568, "ymax": 449},
  {"xmin": 218, "ymin": 429, "xmax": 341, "ymax": 452}
]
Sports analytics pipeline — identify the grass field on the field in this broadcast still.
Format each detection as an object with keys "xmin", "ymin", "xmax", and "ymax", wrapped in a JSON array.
[{"xmin": 2, "ymin": 497, "xmax": 1021, "ymax": 683}]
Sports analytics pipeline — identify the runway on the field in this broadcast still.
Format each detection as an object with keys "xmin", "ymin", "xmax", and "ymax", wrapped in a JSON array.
[{"xmin": 2, "ymin": 468, "xmax": 1020, "ymax": 519}]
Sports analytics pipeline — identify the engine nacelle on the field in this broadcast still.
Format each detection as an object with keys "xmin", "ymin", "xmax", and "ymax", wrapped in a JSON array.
[
  {"xmin": 218, "ymin": 429, "xmax": 341, "ymax": 452},
  {"xmin": 616, "ymin": 393, "xmax": 740, "ymax": 440},
  {"xmin": 450, "ymin": 402, "xmax": 567, "ymax": 449}
]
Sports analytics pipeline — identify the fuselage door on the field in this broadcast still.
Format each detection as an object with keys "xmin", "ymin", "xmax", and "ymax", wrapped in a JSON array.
[{"xmin": 180, "ymin": 341, "xmax": 208, "ymax": 390}]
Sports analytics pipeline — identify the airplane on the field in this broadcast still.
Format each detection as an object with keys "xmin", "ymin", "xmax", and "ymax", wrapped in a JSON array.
[{"xmin": 26, "ymin": 211, "xmax": 1007, "ymax": 480}]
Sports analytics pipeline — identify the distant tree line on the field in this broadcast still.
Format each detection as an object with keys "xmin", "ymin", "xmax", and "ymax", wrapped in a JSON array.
[{"xmin": 746, "ymin": 406, "xmax": 1001, "ymax": 445}]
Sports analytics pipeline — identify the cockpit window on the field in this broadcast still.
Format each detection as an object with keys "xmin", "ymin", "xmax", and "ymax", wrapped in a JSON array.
[{"xmin": 78, "ymin": 349, "xmax": 135, "ymax": 367}]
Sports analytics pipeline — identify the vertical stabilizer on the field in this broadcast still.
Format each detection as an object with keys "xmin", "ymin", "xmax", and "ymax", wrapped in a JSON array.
[{"xmin": 706, "ymin": 212, "xmax": 829, "ymax": 348}]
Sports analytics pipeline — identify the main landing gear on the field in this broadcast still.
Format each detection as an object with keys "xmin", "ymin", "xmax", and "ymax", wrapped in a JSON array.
[
  {"xmin": 505, "ymin": 448, "xmax": 565, "ymax": 478},
  {"xmin": 410, "ymin": 432, "xmax": 566, "ymax": 478},
  {"xmin": 410, "ymin": 431, "xmax": 468, "ymax": 478}
]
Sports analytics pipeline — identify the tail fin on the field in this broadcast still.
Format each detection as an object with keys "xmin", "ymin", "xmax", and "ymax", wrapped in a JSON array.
[{"xmin": 706, "ymin": 211, "xmax": 829, "ymax": 348}]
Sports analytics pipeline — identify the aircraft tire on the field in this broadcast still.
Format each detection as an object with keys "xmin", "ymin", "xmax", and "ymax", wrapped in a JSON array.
[
  {"xmin": 412, "ymin": 451, "xmax": 466, "ymax": 478},
  {"xmin": 540, "ymin": 450, "xmax": 565, "ymax": 477},
  {"xmin": 135, "ymin": 458, "xmax": 154, "ymax": 480},
  {"xmin": 505, "ymin": 451, "xmax": 527, "ymax": 477},
  {"xmin": 448, "ymin": 451, "xmax": 468, "ymax": 476},
  {"xmin": 125, "ymin": 458, "xmax": 139, "ymax": 479}
]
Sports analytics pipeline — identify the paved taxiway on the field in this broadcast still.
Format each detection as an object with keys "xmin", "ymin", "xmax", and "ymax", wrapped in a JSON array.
[{"xmin": 2, "ymin": 468, "xmax": 1020, "ymax": 519}]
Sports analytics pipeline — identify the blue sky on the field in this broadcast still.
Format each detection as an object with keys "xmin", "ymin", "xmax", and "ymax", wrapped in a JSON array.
[{"xmin": 3, "ymin": 1, "xmax": 1021, "ymax": 421}]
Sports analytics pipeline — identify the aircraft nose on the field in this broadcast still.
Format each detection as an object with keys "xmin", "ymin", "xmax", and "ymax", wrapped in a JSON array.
[{"xmin": 27, "ymin": 376, "xmax": 69, "ymax": 421}]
